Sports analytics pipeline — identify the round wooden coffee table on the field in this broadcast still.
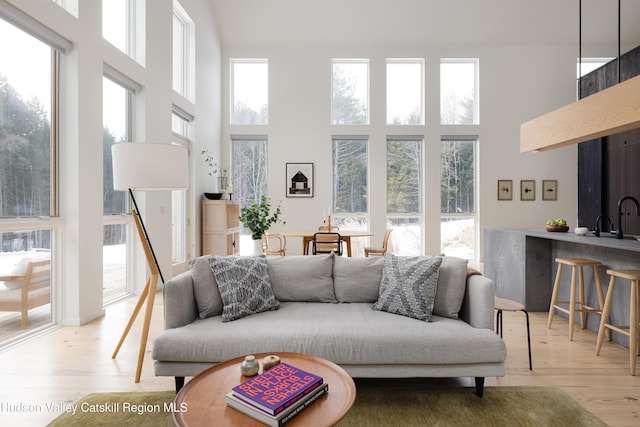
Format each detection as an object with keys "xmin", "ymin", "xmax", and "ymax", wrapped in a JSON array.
[{"xmin": 173, "ymin": 352, "xmax": 356, "ymax": 426}]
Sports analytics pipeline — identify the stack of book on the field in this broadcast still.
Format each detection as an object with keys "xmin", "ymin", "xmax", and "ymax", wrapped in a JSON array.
[{"xmin": 225, "ymin": 362, "xmax": 328, "ymax": 426}]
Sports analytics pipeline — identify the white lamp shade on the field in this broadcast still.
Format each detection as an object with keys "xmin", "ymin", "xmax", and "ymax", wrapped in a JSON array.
[{"xmin": 112, "ymin": 142, "xmax": 189, "ymax": 191}]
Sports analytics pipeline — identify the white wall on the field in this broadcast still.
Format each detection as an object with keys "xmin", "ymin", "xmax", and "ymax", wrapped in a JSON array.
[
  {"xmin": 7, "ymin": 0, "xmax": 222, "ymax": 325},
  {"xmin": 221, "ymin": 42, "xmax": 581, "ymax": 260}
]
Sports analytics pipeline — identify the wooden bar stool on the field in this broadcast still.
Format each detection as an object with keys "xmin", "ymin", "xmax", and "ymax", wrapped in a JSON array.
[
  {"xmin": 595, "ymin": 269, "xmax": 640, "ymax": 375},
  {"xmin": 495, "ymin": 296, "xmax": 532, "ymax": 370},
  {"xmin": 547, "ymin": 257, "xmax": 606, "ymax": 341}
]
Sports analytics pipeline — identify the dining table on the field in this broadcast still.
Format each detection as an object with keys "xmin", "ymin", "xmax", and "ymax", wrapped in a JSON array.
[{"xmin": 281, "ymin": 230, "xmax": 374, "ymax": 257}]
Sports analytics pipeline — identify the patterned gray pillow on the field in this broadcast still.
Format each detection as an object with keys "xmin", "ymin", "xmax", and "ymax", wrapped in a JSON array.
[
  {"xmin": 373, "ymin": 254, "xmax": 442, "ymax": 321},
  {"xmin": 209, "ymin": 255, "xmax": 279, "ymax": 322}
]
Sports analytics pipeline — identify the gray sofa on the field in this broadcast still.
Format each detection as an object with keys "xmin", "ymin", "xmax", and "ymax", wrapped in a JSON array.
[{"xmin": 152, "ymin": 254, "xmax": 506, "ymax": 397}]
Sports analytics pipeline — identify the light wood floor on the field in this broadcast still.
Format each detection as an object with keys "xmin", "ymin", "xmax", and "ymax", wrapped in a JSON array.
[{"xmin": 0, "ymin": 294, "xmax": 638, "ymax": 426}]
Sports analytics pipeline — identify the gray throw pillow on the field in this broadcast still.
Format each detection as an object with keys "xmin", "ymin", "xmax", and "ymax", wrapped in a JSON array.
[
  {"xmin": 373, "ymin": 254, "xmax": 442, "ymax": 321},
  {"xmin": 433, "ymin": 256, "xmax": 469, "ymax": 319},
  {"xmin": 209, "ymin": 255, "xmax": 279, "ymax": 322},
  {"xmin": 189, "ymin": 256, "xmax": 223, "ymax": 319},
  {"xmin": 267, "ymin": 254, "xmax": 337, "ymax": 302},
  {"xmin": 333, "ymin": 255, "xmax": 384, "ymax": 303}
]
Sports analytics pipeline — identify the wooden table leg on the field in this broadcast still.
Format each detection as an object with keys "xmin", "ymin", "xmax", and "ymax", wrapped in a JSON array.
[{"xmin": 344, "ymin": 236, "xmax": 352, "ymax": 257}]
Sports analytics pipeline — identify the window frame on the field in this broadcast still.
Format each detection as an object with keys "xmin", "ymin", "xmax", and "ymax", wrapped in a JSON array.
[
  {"xmin": 172, "ymin": 0, "xmax": 195, "ymax": 101},
  {"xmin": 440, "ymin": 58, "xmax": 479, "ymax": 125},
  {"xmin": 230, "ymin": 59, "xmax": 269, "ymax": 125},
  {"xmin": 439, "ymin": 136, "xmax": 479, "ymax": 260},
  {"xmin": 386, "ymin": 59, "xmax": 425, "ymax": 125},
  {"xmin": 102, "ymin": 0, "xmax": 146, "ymax": 65},
  {"xmin": 331, "ymin": 59, "xmax": 370, "ymax": 125},
  {"xmin": 331, "ymin": 135, "xmax": 369, "ymax": 222},
  {"xmin": 386, "ymin": 136, "xmax": 424, "ymax": 256},
  {"xmin": 171, "ymin": 108, "xmax": 192, "ymax": 274},
  {"xmin": 102, "ymin": 75, "xmax": 136, "ymax": 304},
  {"xmin": 0, "ymin": 13, "xmax": 66, "ymax": 346}
]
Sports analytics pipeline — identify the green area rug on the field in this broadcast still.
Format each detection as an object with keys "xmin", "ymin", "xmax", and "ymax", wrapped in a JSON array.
[{"xmin": 48, "ymin": 382, "xmax": 605, "ymax": 427}]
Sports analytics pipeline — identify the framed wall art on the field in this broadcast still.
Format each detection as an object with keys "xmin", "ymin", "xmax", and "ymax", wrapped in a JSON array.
[
  {"xmin": 542, "ymin": 179, "xmax": 558, "ymax": 201},
  {"xmin": 286, "ymin": 163, "xmax": 314, "ymax": 198},
  {"xmin": 520, "ymin": 180, "xmax": 535, "ymax": 201},
  {"xmin": 497, "ymin": 180, "xmax": 513, "ymax": 200}
]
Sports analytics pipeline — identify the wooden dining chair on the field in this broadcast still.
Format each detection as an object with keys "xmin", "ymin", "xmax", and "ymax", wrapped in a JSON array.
[
  {"xmin": 312, "ymin": 232, "xmax": 343, "ymax": 256},
  {"xmin": 262, "ymin": 234, "xmax": 287, "ymax": 256},
  {"xmin": 364, "ymin": 228, "xmax": 393, "ymax": 257}
]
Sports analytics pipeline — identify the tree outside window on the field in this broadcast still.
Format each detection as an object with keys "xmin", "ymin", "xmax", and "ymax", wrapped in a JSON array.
[
  {"xmin": 440, "ymin": 139, "xmax": 477, "ymax": 259},
  {"xmin": 331, "ymin": 138, "xmax": 368, "ymax": 245},
  {"xmin": 231, "ymin": 60, "xmax": 268, "ymax": 125},
  {"xmin": 332, "ymin": 60, "xmax": 369, "ymax": 125},
  {"xmin": 387, "ymin": 138, "xmax": 422, "ymax": 255}
]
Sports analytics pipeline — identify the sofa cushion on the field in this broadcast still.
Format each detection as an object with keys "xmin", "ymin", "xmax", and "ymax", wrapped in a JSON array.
[
  {"xmin": 433, "ymin": 256, "xmax": 469, "ymax": 319},
  {"xmin": 189, "ymin": 256, "xmax": 223, "ymax": 319},
  {"xmin": 267, "ymin": 254, "xmax": 337, "ymax": 303},
  {"xmin": 209, "ymin": 255, "xmax": 279, "ymax": 322},
  {"xmin": 3, "ymin": 252, "xmax": 51, "ymax": 290},
  {"xmin": 152, "ymin": 302, "xmax": 507, "ymax": 366},
  {"xmin": 333, "ymin": 255, "xmax": 384, "ymax": 303},
  {"xmin": 373, "ymin": 254, "xmax": 442, "ymax": 321}
]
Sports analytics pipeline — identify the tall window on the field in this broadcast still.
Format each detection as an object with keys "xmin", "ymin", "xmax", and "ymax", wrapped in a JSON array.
[
  {"xmin": 577, "ymin": 57, "xmax": 614, "ymax": 98},
  {"xmin": 440, "ymin": 138, "xmax": 477, "ymax": 259},
  {"xmin": 386, "ymin": 59, "xmax": 424, "ymax": 125},
  {"xmin": 103, "ymin": 77, "xmax": 133, "ymax": 303},
  {"xmin": 387, "ymin": 138, "xmax": 423, "ymax": 255},
  {"xmin": 440, "ymin": 59, "xmax": 478, "ymax": 125},
  {"xmin": 232, "ymin": 137, "xmax": 268, "ymax": 252},
  {"xmin": 578, "ymin": 58, "xmax": 613, "ymax": 77},
  {"xmin": 51, "ymin": 0, "xmax": 78, "ymax": 17},
  {"xmin": 0, "ymin": 17, "xmax": 60, "ymax": 342},
  {"xmin": 332, "ymin": 59, "xmax": 369, "ymax": 125},
  {"xmin": 171, "ymin": 111, "xmax": 191, "ymax": 269},
  {"xmin": 102, "ymin": 0, "xmax": 145, "ymax": 65},
  {"xmin": 173, "ymin": 0, "xmax": 194, "ymax": 100},
  {"xmin": 231, "ymin": 59, "xmax": 268, "ymax": 124},
  {"xmin": 332, "ymin": 137, "xmax": 368, "ymax": 245}
]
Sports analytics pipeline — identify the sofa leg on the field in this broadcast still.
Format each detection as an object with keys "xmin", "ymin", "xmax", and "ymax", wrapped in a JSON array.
[
  {"xmin": 175, "ymin": 376, "xmax": 185, "ymax": 393},
  {"xmin": 474, "ymin": 377, "xmax": 484, "ymax": 397}
]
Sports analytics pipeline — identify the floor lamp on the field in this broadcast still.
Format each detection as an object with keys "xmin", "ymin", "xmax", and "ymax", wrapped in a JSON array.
[{"xmin": 110, "ymin": 142, "xmax": 189, "ymax": 383}]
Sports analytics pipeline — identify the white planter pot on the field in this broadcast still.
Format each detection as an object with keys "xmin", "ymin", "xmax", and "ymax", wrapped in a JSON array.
[{"xmin": 252, "ymin": 239, "xmax": 263, "ymax": 256}]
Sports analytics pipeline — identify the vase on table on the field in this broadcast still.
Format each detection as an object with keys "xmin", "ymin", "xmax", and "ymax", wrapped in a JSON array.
[{"xmin": 217, "ymin": 176, "xmax": 229, "ymax": 194}]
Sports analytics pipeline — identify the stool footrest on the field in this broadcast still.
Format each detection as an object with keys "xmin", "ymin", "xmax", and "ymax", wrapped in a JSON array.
[
  {"xmin": 552, "ymin": 303, "xmax": 603, "ymax": 315},
  {"xmin": 603, "ymin": 324, "xmax": 633, "ymax": 335}
]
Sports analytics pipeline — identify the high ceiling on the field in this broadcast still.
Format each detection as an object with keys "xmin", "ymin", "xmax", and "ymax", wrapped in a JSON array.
[{"xmin": 210, "ymin": 0, "xmax": 640, "ymax": 51}]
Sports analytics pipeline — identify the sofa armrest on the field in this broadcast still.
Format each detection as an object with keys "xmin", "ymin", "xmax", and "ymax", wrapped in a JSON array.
[
  {"xmin": 459, "ymin": 274, "xmax": 495, "ymax": 330},
  {"xmin": 163, "ymin": 271, "xmax": 198, "ymax": 329}
]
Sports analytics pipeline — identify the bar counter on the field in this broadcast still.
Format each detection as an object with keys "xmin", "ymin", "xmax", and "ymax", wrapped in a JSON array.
[{"xmin": 485, "ymin": 228, "xmax": 640, "ymax": 348}]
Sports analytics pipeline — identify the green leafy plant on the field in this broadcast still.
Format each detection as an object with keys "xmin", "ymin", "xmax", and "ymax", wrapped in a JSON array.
[
  {"xmin": 239, "ymin": 195, "xmax": 285, "ymax": 240},
  {"xmin": 201, "ymin": 149, "xmax": 228, "ymax": 177}
]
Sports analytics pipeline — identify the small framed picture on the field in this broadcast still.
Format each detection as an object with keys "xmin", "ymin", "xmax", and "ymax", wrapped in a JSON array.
[
  {"xmin": 286, "ymin": 163, "xmax": 314, "ymax": 198},
  {"xmin": 497, "ymin": 180, "xmax": 513, "ymax": 201},
  {"xmin": 542, "ymin": 180, "xmax": 558, "ymax": 201},
  {"xmin": 520, "ymin": 180, "xmax": 535, "ymax": 201}
]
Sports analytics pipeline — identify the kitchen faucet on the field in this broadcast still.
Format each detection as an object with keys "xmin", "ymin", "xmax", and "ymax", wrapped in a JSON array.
[
  {"xmin": 593, "ymin": 214, "xmax": 612, "ymax": 237},
  {"xmin": 616, "ymin": 196, "xmax": 640, "ymax": 239}
]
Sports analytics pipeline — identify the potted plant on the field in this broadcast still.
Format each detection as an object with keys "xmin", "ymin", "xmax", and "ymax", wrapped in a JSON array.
[
  {"xmin": 201, "ymin": 149, "xmax": 229, "ymax": 194},
  {"xmin": 239, "ymin": 195, "xmax": 285, "ymax": 254}
]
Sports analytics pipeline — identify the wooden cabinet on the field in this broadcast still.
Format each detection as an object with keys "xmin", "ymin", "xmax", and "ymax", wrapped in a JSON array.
[
  {"xmin": 202, "ymin": 200, "xmax": 240, "ymax": 256},
  {"xmin": 604, "ymin": 129, "xmax": 640, "ymax": 235}
]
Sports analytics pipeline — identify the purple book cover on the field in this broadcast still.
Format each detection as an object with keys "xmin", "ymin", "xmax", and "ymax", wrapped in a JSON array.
[{"xmin": 232, "ymin": 362, "xmax": 323, "ymax": 415}]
